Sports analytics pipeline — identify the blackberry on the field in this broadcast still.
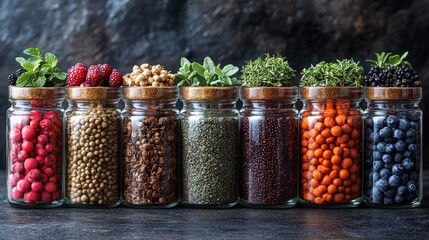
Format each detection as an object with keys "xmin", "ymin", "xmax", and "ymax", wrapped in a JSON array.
[
  {"xmin": 8, "ymin": 74, "xmax": 17, "ymax": 86},
  {"xmin": 395, "ymin": 64, "xmax": 420, "ymax": 87}
]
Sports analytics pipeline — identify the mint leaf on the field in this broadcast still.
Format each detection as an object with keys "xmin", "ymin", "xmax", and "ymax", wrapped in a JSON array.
[
  {"xmin": 45, "ymin": 52, "xmax": 58, "ymax": 67},
  {"xmin": 203, "ymin": 57, "xmax": 215, "ymax": 73},
  {"xmin": 192, "ymin": 62, "xmax": 205, "ymax": 77},
  {"xmin": 181, "ymin": 57, "xmax": 191, "ymax": 67},
  {"xmin": 35, "ymin": 76, "xmax": 47, "ymax": 87},
  {"xmin": 23, "ymin": 48, "xmax": 42, "ymax": 57},
  {"xmin": 222, "ymin": 65, "xmax": 238, "ymax": 76},
  {"xmin": 15, "ymin": 57, "xmax": 28, "ymax": 66},
  {"xmin": 16, "ymin": 72, "xmax": 35, "ymax": 86},
  {"xmin": 53, "ymin": 71, "xmax": 66, "ymax": 80}
]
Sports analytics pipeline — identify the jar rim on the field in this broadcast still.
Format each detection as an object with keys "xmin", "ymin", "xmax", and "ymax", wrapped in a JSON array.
[
  {"xmin": 241, "ymin": 86, "xmax": 297, "ymax": 100},
  {"xmin": 122, "ymin": 86, "xmax": 178, "ymax": 100},
  {"xmin": 300, "ymin": 86, "xmax": 362, "ymax": 100},
  {"xmin": 9, "ymin": 86, "xmax": 65, "ymax": 100},
  {"xmin": 364, "ymin": 87, "xmax": 421, "ymax": 101},
  {"xmin": 180, "ymin": 86, "xmax": 238, "ymax": 100},
  {"xmin": 66, "ymin": 87, "xmax": 121, "ymax": 100}
]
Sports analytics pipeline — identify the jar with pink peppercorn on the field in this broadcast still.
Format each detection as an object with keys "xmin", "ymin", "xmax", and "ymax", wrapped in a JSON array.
[{"xmin": 7, "ymin": 86, "xmax": 65, "ymax": 208}]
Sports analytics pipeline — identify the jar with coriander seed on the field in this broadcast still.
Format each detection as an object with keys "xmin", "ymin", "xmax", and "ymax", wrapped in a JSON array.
[
  {"xmin": 299, "ymin": 59, "xmax": 364, "ymax": 208},
  {"xmin": 7, "ymin": 48, "xmax": 66, "ymax": 208},
  {"xmin": 362, "ymin": 52, "xmax": 423, "ymax": 208},
  {"xmin": 240, "ymin": 54, "xmax": 298, "ymax": 208},
  {"xmin": 122, "ymin": 63, "xmax": 179, "ymax": 208},
  {"xmin": 65, "ymin": 86, "xmax": 121, "ymax": 207},
  {"xmin": 177, "ymin": 57, "xmax": 240, "ymax": 208}
]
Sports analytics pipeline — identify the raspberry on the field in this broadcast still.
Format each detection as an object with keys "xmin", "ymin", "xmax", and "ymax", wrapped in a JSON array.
[
  {"xmin": 86, "ymin": 65, "xmax": 103, "ymax": 86},
  {"xmin": 74, "ymin": 63, "xmax": 86, "ymax": 68},
  {"xmin": 99, "ymin": 64, "xmax": 113, "ymax": 82},
  {"xmin": 109, "ymin": 69, "xmax": 123, "ymax": 87},
  {"xmin": 80, "ymin": 82, "xmax": 92, "ymax": 87},
  {"xmin": 66, "ymin": 66, "xmax": 87, "ymax": 86}
]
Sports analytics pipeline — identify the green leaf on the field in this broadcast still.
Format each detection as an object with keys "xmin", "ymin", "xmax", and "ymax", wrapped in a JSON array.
[
  {"xmin": 16, "ymin": 72, "xmax": 35, "ymax": 87},
  {"xmin": 45, "ymin": 52, "xmax": 58, "ymax": 67},
  {"xmin": 203, "ymin": 57, "xmax": 215, "ymax": 73},
  {"xmin": 214, "ymin": 67, "xmax": 223, "ymax": 76},
  {"xmin": 222, "ymin": 65, "xmax": 239, "ymax": 76},
  {"xmin": 53, "ymin": 72, "xmax": 67, "ymax": 80},
  {"xmin": 192, "ymin": 62, "xmax": 205, "ymax": 77},
  {"xmin": 181, "ymin": 57, "xmax": 190, "ymax": 67},
  {"xmin": 175, "ymin": 73, "xmax": 186, "ymax": 79},
  {"xmin": 177, "ymin": 80, "xmax": 185, "ymax": 87},
  {"xmin": 23, "ymin": 48, "xmax": 41, "ymax": 57},
  {"xmin": 40, "ymin": 67, "xmax": 49, "ymax": 76},
  {"xmin": 210, "ymin": 80, "xmax": 222, "ymax": 86},
  {"xmin": 35, "ymin": 76, "xmax": 47, "ymax": 87},
  {"xmin": 389, "ymin": 55, "xmax": 400, "ymax": 65},
  {"xmin": 20, "ymin": 60, "xmax": 35, "ymax": 72},
  {"xmin": 15, "ymin": 57, "xmax": 28, "ymax": 66},
  {"xmin": 204, "ymin": 70, "xmax": 212, "ymax": 81}
]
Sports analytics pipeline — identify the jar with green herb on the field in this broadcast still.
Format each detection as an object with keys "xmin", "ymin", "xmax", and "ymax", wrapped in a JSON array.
[
  {"xmin": 7, "ymin": 48, "xmax": 66, "ymax": 208},
  {"xmin": 299, "ymin": 59, "xmax": 364, "ymax": 208},
  {"xmin": 176, "ymin": 57, "xmax": 240, "ymax": 208},
  {"xmin": 363, "ymin": 52, "xmax": 423, "ymax": 208},
  {"xmin": 240, "ymin": 54, "xmax": 298, "ymax": 208}
]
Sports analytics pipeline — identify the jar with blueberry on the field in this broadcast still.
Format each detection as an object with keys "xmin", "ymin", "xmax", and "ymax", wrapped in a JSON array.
[{"xmin": 363, "ymin": 52, "xmax": 422, "ymax": 207}]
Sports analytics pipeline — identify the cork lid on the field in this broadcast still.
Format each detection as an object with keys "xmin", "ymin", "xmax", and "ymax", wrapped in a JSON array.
[
  {"xmin": 365, "ymin": 87, "xmax": 422, "ymax": 101},
  {"xmin": 241, "ymin": 86, "xmax": 298, "ymax": 100},
  {"xmin": 123, "ymin": 86, "xmax": 178, "ymax": 100},
  {"xmin": 9, "ymin": 86, "xmax": 64, "ymax": 100},
  {"xmin": 180, "ymin": 87, "xmax": 238, "ymax": 100},
  {"xmin": 300, "ymin": 86, "xmax": 362, "ymax": 100},
  {"xmin": 66, "ymin": 87, "xmax": 121, "ymax": 100}
]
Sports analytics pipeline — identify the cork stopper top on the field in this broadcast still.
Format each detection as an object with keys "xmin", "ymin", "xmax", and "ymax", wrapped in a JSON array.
[
  {"xmin": 9, "ymin": 86, "xmax": 64, "ymax": 100},
  {"xmin": 180, "ymin": 87, "xmax": 238, "ymax": 100},
  {"xmin": 123, "ymin": 86, "xmax": 178, "ymax": 100},
  {"xmin": 365, "ymin": 87, "xmax": 422, "ymax": 101},
  {"xmin": 241, "ymin": 86, "xmax": 298, "ymax": 100},
  {"xmin": 66, "ymin": 87, "xmax": 121, "ymax": 100},
  {"xmin": 300, "ymin": 86, "xmax": 362, "ymax": 100}
]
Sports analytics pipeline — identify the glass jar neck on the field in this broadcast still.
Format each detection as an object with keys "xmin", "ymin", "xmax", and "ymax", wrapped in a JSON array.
[
  {"xmin": 182, "ymin": 99, "xmax": 237, "ymax": 110},
  {"xmin": 10, "ymin": 99, "xmax": 64, "ymax": 109},
  {"xmin": 67, "ymin": 99, "xmax": 119, "ymax": 108},
  {"xmin": 124, "ymin": 99, "xmax": 177, "ymax": 110},
  {"xmin": 366, "ymin": 100, "xmax": 420, "ymax": 109},
  {"xmin": 302, "ymin": 99, "xmax": 361, "ymax": 110},
  {"xmin": 242, "ymin": 99, "xmax": 296, "ymax": 109}
]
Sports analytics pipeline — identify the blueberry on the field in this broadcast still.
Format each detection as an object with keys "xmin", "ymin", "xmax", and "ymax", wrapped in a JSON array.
[
  {"xmin": 376, "ymin": 142, "xmax": 387, "ymax": 153},
  {"xmin": 375, "ymin": 178, "xmax": 389, "ymax": 192},
  {"xmin": 398, "ymin": 119, "xmax": 410, "ymax": 131},
  {"xmin": 409, "ymin": 121, "xmax": 417, "ymax": 129},
  {"xmin": 384, "ymin": 189, "xmax": 395, "ymax": 198},
  {"xmin": 394, "ymin": 194, "xmax": 404, "ymax": 203},
  {"xmin": 381, "ymin": 154, "xmax": 392, "ymax": 164},
  {"xmin": 386, "ymin": 115, "xmax": 397, "ymax": 127},
  {"xmin": 406, "ymin": 138, "xmax": 415, "ymax": 144},
  {"xmin": 408, "ymin": 112, "xmax": 419, "ymax": 121},
  {"xmin": 366, "ymin": 118, "xmax": 374, "ymax": 127},
  {"xmin": 379, "ymin": 127, "xmax": 392, "ymax": 138},
  {"xmin": 406, "ymin": 128, "xmax": 416, "ymax": 139},
  {"xmin": 372, "ymin": 188, "xmax": 383, "ymax": 203},
  {"xmin": 384, "ymin": 137, "xmax": 395, "ymax": 143},
  {"xmin": 400, "ymin": 172, "xmax": 409, "ymax": 182},
  {"xmin": 388, "ymin": 175, "xmax": 401, "ymax": 188},
  {"xmin": 380, "ymin": 168, "xmax": 391, "ymax": 179},
  {"xmin": 373, "ymin": 151, "xmax": 382, "ymax": 161},
  {"xmin": 407, "ymin": 180, "xmax": 417, "ymax": 193},
  {"xmin": 383, "ymin": 197, "xmax": 393, "ymax": 205},
  {"xmin": 370, "ymin": 132, "xmax": 381, "ymax": 143},
  {"xmin": 393, "ymin": 153, "xmax": 403, "ymax": 163},
  {"xmin": 408, "ymin": 143, "xmax": 418, "ymax": 152},
  {"xmin": 374, "ymin": 118, "xmax": 384, "ymax": 129},
  {"xmin": 409, "ymin": 171, "xmax": 418, "ymax": 181},
  {"xmin": 402, "ymin": 158, "xmax": 415, "ymax": 171},
  {"xmin": 397, "ymin": 185, "xmax": 408, "ymax": 195},
  {"xmin": 394, "ymin": 140, "xmax": 407, "ymax": 152},
  {"xmin": 403, "ymin": 151, "xmax": 413, "ymax": 159},
  {"xmin": 384, "ymin": 144, "xmax": 394, "ymax": 153},
  {"xmin": 392, "ymin": 164, "xmax": 404, "ymax": 175},
  {"xmin": 373, "ymin": 160, "xmax": 383, "ymax": 172},
  {"xmin": 393, "ymin": 129, "xmax": 405, "ymax": 140}
]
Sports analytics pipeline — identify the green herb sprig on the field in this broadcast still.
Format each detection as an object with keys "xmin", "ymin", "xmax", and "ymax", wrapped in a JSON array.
[
  {"xmin": 241, "ymin": 53, "xmax": 296, "ymax": 87},
  {"xmin": 176, "ymin": 57, "xmax": 240, "ymax": 87},
  {"xmin": 300, "ymin": 59, "xmax": 364, "ymax": 87},
  {"xmin": 367, "ymin": 51, "xmax": 411, "ymax": 68},
  {"xmin": 15, "ymin": 48, "xmax": 66, "ymax": 87}
]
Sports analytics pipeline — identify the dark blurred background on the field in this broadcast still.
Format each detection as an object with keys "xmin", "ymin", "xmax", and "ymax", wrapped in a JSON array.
[{"xmin": 1, "ymin": 0, "xmax": 428, "ymax": 169}]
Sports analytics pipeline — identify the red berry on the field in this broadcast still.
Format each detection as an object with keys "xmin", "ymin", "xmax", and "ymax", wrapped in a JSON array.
[
  {"xmin": 66, "ymin": 65, "xmax": 87, "ymax": 86},
  {"xmin": 43, "ymin": 167, "xmax": 54, "ymax": 177},
  {"xmin": 22, "ymin": 140, "xmax": 34, "ymax": 153},
  {"xmin": 31, "ymin": 181, "xmax": 44, "ymax": 193},
  {"xmin": 36, "ymin": 155, "xmax": 45, "ymax": 164},
  {"xmin": 22, "ymin": 126, "xmax": 36, "ymax": 140},
  {"xmin": 30, "ymin": 120, "xmax": 40, "ymax": 131},
  {"xmin": 44, "ymin": 182, "xmax": 57, "ymax": 193},
  {"xmin": 17, "ymin": 179, "xmax": 31, "ymax": 192},
  {"xmin": 41, "ymin": 191, "xmax": 52, "ymax": 202},
  {"xmin": 27, "ymin": 169, "xmax": 42, "ymax": 183},
  {"xmin": 74, "ymin": 63, "xmax": 86, "ymax": 68},
  {"xmin": 49, "ymin": 176, "xmax": 58, "ymax": 184},
  {"xmin": 109, "ymin": 69, "xmax": 123, "ymax": 87},
  {"xmin": 24, "ymin": 191, "xmax": 40, "ymax": 203},
  {"xmin": 12, "ymin": 162, "xmax": 24, "ymax": 173},
  {"xmin": 40, "ymin": 173, "xmax": 48, "ymax": 184},
  {"xmin": 39, "ymin": 119, "xmax": 54, "ymax": 130},
  {"xmin": 29, "ymin": 110, "xmax": 43, "ymax": 121},
  {"xmin": 80, "ymin": 82, "xmax": 92, "ymax": 87},
  {"xmin": 85, "ymin": 65, "xmax": 103, "ymax": 86},
  {"xmin": 45, "ymin": 144, "xmax": 54, "ymax": 153},
  {"xmin": 18, "ymin": 150, "xmax": 29, "ymax": 161},
  {"xmin": 24, "ymin": 158, "xmax": 38, "ymax": 171},
  {"xmin": 37, "ymin": 148, "xmax": 48, "ymax": 157},
  {"xmin": 9, "ymin": 174, "xmax": 18, "ymax": 187},
  {"xmin": 99, "ymin": 64, "xmax": 113, "ymax": 80},
  {"xmin": 11, "ymin": 187, "xmax": 23, "ymax": 200},
  {"xmin": 10, "ymin": 129, "xmax": 22, "ymax": 142},
  {"xmin": 52, "ymin": 191, "xmax": 60, "ymax": 200}
]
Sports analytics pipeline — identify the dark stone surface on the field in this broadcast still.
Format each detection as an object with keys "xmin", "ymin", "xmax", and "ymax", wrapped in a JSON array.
[
  {"xmin": 1, "ymin": 0, "xmax": 429, "ymax": 169},
  {"xmin": 1, "ymin": 170, "xmax": 429, "ymax": 239}
]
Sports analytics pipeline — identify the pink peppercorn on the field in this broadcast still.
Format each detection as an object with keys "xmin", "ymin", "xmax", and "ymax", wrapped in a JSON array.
[
  {"xmin": 29, "ymin": 110, "xmax": 43, "ymax": 122},
  {"xmin": 44, "ymin": 182, "xmax": 56, "ymax": 193},
  {"xmin": 18, "ymin": 150, "xmax": 29, "ymax": 161},
  {"xmin": 9, "ymin": 129, "xmax": 22, "ymax": 142},
  {"xmin": 12, "ymin": 162, "xmax": 25, "ymax": 173},
  {"xmin": 16, "ymin": 179, "xmax": 31, "ymax": 192},
  {"xmin": 31, "ymin": 181, "xmax": 44, "ymax": 193},
  {"xmin": 22, "ymin": 140, "xmax": 34, "ymax": 153},
  {"xmin": 11, "ymin": 187, "xmax": 23, "ymax": 200},
  {"xmin": 41, "ymin": 191, "xmax": 52, "ymax": 202},
  {"xmin": 24, "ymin": 158, "xmax": 38, "ymax": 171},
  {"xmin": 21, "ymin": 125, "xmax": 36, "ymax": 140},
  {"xmin": 27, "ymin": 169, "xmax": 42, "ymax": 183},
  {"xmin": 37, "ymin": 134, "xmax": 49, "ymax": 145},
  {"xmin": 30, "ymin": 120, "xmax": 40, "ymax": 131},
  {"xmin": 37, "ymin": 148, "xmax": 48, "ymax": 157},
  {"xmin": 35, "ymin": 155, "xmax": 45, "ymax": 164},
  {"xmin": 40, "ymin": 173, "xmax": 48, "ymax": 184},
  {"xmin": 9, "ymin": 174, "xmax": 18, "ymax": 187},
  {"xmin": 51, "ymin": 191, "xmax": 60, "ymax": 200},
  {"xmin": 43, "ymin": 167, "xmax": 54, "ymax": 177},
  {"xmin": 24, "ymin": 191, "xmax": 40, "ymax": 203}
]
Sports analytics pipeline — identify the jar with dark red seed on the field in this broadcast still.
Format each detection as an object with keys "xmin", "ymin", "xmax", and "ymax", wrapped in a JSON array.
[
  {"xmin": 122, "ymin": 87, "xmax": 179, "ymax": 208},
  {"xmin": 7, "ymin": 86, "xmax": 64, "ymax": 208},
  {"xmin": 299, "ymin": 87, "xmax": 362, "ymax": 207},
  {"xmin": 240, "ymin": 87, "xmax": 298, "ymax": 208}
]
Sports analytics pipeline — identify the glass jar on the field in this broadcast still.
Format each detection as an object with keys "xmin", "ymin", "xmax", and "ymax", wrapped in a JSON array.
[
  {"xmin": 240, "ymin": 87, "xmax": 298, "ymax": 208},
  {"xmin": 7, "ymin": 86, "xmax": 64, "ymax": 208},
  {"xmin": 122, "ymin": 87, "xmax": 179, "ymax": 208},
  {"xmin": 65, "ymin": 87, "xmax": 121, "ymax": 207},
  {"xmin": 180, "ymin": 87, "xmax": 239, "ymax": 208},
  {"xmin": 299, "ymin": 87, "xmax": 362, "ymax": 207},
  {"xmin": 363, "ymin": 87, "xmax": 422, "ymax": 207}
]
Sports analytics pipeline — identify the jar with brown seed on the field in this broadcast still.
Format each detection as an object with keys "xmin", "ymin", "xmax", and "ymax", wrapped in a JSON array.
[
  {"xmin": 122, "ymin": 86, "xmax": 179, "ymax": 208},
  {"xmin": 65, "ymin": 87, "xmax": 121, "ymax": 207}
]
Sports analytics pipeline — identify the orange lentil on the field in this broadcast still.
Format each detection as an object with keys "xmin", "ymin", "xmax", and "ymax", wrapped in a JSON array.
[
  {"xmin": 347, "ymin": 139, "xmax": 356, "ymax": 148},
  {"xmin": 335, "ymin": 115, "xmax": 346, "ymax": 126},
  {"xmin": 349, "ymin": 164, "xmax": 358, "ymax": 174},
  {"xmin": 326, "ymin": 136, "xmax": 335, "ymax": 144},
  {"xmin": 331, "ymin": 155, "xmax": 342, "ymax": 165},
  {"xmin": 343, "ymin": 180, "xmax": 352, "ymax": 187},
  {"xmin": 302, "ymin": 163, "xmax": 309, "ymax": 171},
  {"xmin": 310, "ymin": 157, "xmax": 318, "ymax": 166},
  {"xmin": 341, "ymin": 123, "xmax": 352, "ymax": 134},
  {"xmin": 330, "ymin": 125, "xmax": 343, "ymax": 137},
  {"xmin": 309, "ymin": 129, "xmax": 319, "ymax": 139},
  {"xmin": 301, "ymin": 139, "xmax": 308, "ymax": 147},
  {"xmin": 308, "ymin": 142, "xmax": 319, "ymax": 150},
  {"xmin": 351, "ymin": 184, "xmax": 360, "ymax": 194},
  {"xmin": 334, "ymin": 193, "xmax": 345, "ymax": 203},
  {"xmin": 350, "ymin": 148, "xmax": 360, "ymax": 159},
  {"xmin": 315, "ymin": 135, "xmax": 325, "ymax": 144},
  {"xmin": 321, "ymin": 128, "xmax": 332, "ymax": 138},
  {"xmin": 344, "ymin": 187, "xmax": 351, "ymax": 195},
  {"xmin": 328, "ymin": 184, "xmax": 338, "ymax": 194},
  {"xmin": 309, "ymin": 165, "xmax": 316, "ymax": 172},
  {"xmin": 309, "ymin": 178, "xmax": 319, "ymax": 188},
  {"xmin": 312, "ymin": 170, "xmax": 323, "ymax": 181},
  {"xmin": 306, "ymin": 149, "xmax": 315, "ymax": 159},
  {"xmin": 314, "ymin": 121, "xmax": 325, "ymax": 131},
  {"xmin": 329, "ymin": 170, "xmax": 339, "ymax": 179},
  {"xmin": 324, "ymin": 117, "xmax": 336, "ymax": 128},
  {"xmin": 314, "ymin": 148, "xmax": 323, "ymax": 158},
  {"xmin": 344, "ymin": 195, "xmax": 352, "ymax": 202},
  {"xmin": 351, "ymin": 129, "xmax": 360, "ymax": 139},
  {"xmin": 333, "ymin": 147, "xmax": 343, "ymax": 156},
  {"xmin": 337, "ymin": 134, "xmax": 349, "ymax": 144},
  {"xmin": 320, "ymin": 143, "xmax": 329, "ymax": 151},
  {"xmin": 321, "ymin": 175, "xmax": 332, "ymax": 186},
  {"xmin": 323, "ymin": 193, "xmax": 333, "ymax": 202},
  {"xmin": 314, "ymin": 197, "xmax": 324, "ymax": 204},
  {"xmin": 346, "ymin": 116, "xmax": 355, "ymax": 127},
  {"xmin": 322, "ymin": 159, "xmax": 332, "ymax": 168},
  {"xmin": 337, "ymin": 186, "xmax": 345, "ymax": 193},
  {"xmin": 342, "ymin": 148, "xmax": 351, "ymax": 158},
  {"xmin": 322, "ymin": 150, "xmax": 333, "ymax": 160},
  {"xmin": 339, "ymin": 169, "xmax": 350, "ymax": 180},
  {"xmin": 301, "ymin": 118, "xmax": 308, "ymax": 129},
  {"xmin": 331, "ymin": 164, "xmax": 341, "ymax": 171},
  {"xmin": 302, "ymin": 131, "xmax": 309, "ymax": 139},
  {"xmin": 333, "ymin": 178, "xmax": 343, "ymax": 186},
  {"xmin": 341, "ymin": 158, "xmax": 353, "ymax": 169},
  {"xmin": 324, "ymin": 109, "xmax": 336, "ymax": 118},
  {"xmin": 316, "ymin": 185, "xmax": 327, "ymax": 195},
  {"xmin": 317, "ymin": 165, "xmax": 330, "ymax": 174}
]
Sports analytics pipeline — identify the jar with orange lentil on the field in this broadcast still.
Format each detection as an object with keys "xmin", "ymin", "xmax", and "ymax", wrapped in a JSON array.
[{"xmin": 299, "ymin": 59, "xmax": 364, "ymax": 207}]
